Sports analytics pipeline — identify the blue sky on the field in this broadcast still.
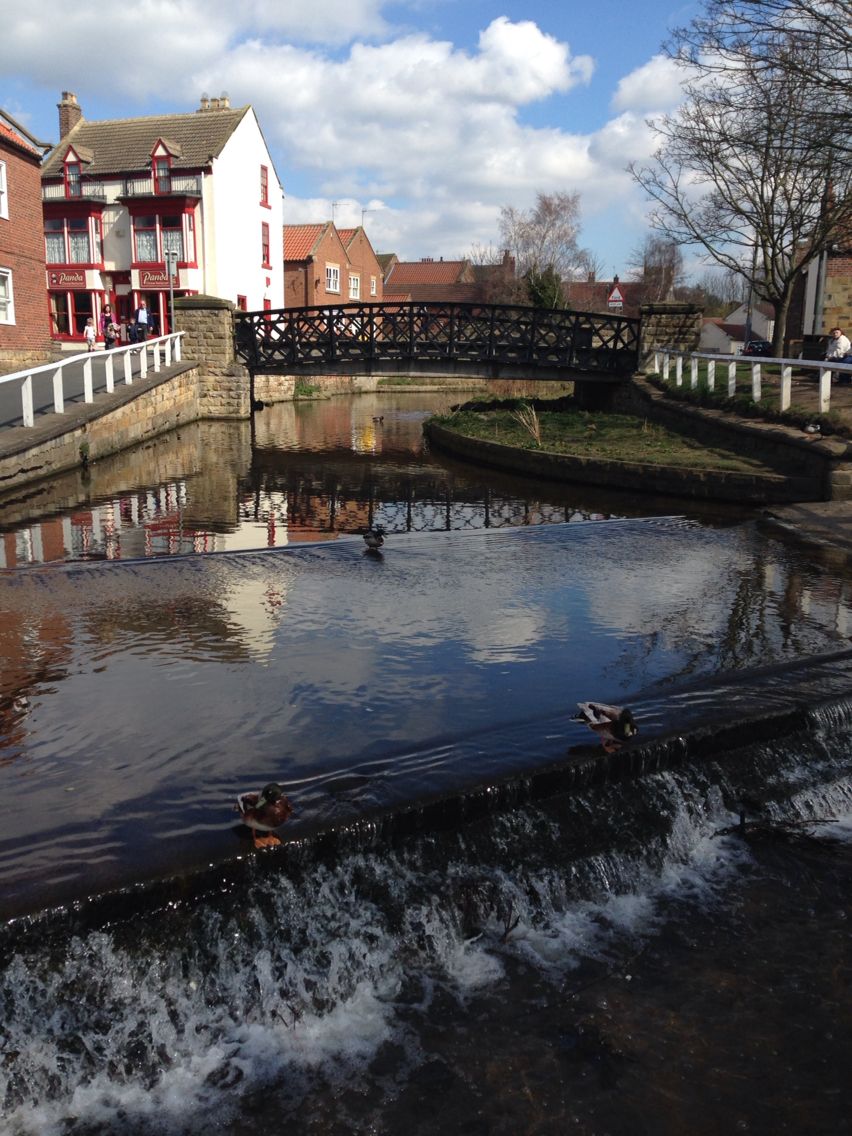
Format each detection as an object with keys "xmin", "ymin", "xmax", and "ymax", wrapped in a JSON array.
[{"xmin": 1, "ymin": 0, "xmax": 700, "ymax": 276}]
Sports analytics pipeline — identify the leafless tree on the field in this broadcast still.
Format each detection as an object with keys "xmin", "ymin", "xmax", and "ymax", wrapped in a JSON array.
[
  {"xmin": 631, "ymin": 26, "xmax": 852, "ymax": 354},
  {"xmin": 498, "ymin": 192, "xmax": 586, "ymax": 287},
  {"xmin": 628, "ymin": 236, "xmax": 685, "ymax": 301}
]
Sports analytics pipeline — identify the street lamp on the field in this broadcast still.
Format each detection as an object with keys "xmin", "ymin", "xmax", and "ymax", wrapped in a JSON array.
[{"xmin": 165, "ymin": 249, "xmax": 179, "ymax": 333}]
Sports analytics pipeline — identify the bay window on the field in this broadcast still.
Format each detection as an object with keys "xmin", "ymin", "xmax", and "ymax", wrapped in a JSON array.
[{"xmin": 44, "ymin": 216, "xmax": 100, "ymax": 264}]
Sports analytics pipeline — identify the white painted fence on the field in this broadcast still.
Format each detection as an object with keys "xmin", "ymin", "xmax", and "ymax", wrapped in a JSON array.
[
  {"xmin": 653, "ymin": 348, "xmax": 852, "ymax": 414},
  {"xmin": 0, "ymin": 333, "xmax": 184, "ymax": 428}
]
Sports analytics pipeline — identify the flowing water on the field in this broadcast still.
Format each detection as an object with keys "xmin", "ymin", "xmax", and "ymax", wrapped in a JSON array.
[{"xmin": 0, "ymin": 390, "xmax": 850, "ymax": 1134}]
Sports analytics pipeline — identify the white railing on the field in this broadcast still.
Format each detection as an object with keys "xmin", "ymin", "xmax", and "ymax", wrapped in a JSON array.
[
  {"xmin": 652, "ymin": 348, "xmax": 852, "ymax": 414},
  {"xmin": 0, "ymin": 333, "xmax": 184, "ymax": 428}
]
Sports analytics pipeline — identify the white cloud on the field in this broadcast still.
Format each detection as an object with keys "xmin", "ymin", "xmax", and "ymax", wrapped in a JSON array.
[
  {"xmin": 611, "ymin": 54, "xmax": 686, "ymax": 114},
  {"xmin": 1, "ymin": 3, "xmax": 680, "ymax": 265}
]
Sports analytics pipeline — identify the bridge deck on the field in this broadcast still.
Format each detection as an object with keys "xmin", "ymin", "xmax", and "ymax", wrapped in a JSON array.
[{"xmin": 235, "ymin": 301, "xmax": 640, "ymax": 379}]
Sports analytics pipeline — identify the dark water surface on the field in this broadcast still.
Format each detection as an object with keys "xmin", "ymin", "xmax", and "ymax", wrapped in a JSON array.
[{"xmin": 0, "ymin": 391, "xmax": 850, "ymax": 1134}]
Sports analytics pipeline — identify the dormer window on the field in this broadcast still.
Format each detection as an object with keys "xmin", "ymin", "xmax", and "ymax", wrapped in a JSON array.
[
  {"xmin": 64, "ymin": 160, "xmax": 82, "ymax": 198},
  {"xmin": 153, "ymin": 156, "xmax": 171, "ymax": 195}
]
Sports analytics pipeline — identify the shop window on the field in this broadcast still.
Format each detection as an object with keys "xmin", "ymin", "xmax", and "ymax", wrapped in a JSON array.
[
  {"xmin": 0, "ymin": 268, "xmax": 14, "ymax": 323},
  {"xmin": 349, "ymin": 273, "xmax": 360, "ymax": 300},
  {"xmin": 134, "ymin": 215, "xmax": 158, "ymax": 262},
  {"xmin": 0, "ymin": 161, "xmax": 7, "ymax": 220},
  {"xmin": 260, "ymin": 164, "xmax": 269, "ymax": 207},
  {"xmin": 261, "ymin": 222, "xmax": 271, "ymax": 267},
  {"xmin": 49, "ymin": 292, "xmax": 69, "ymax": 336},
  {"xmin": 326, "ymin": 264, "xmax": 340, "ymax": 293}
]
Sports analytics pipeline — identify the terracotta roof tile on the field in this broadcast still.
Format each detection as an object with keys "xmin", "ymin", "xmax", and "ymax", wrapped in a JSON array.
[
  {"xmin": 0, "ymin": 118, "xmax": 41, "ymax": 158},
  {"xmin": 41, "ymin": 107, "xmax": 250, "ymax": 177},
  {"xmin": 387, "ymin": 260, "xmax": 468, "ymax": 285},
  {"xmin": 283, "ymin": 223, "xmax": 331, "ymax": 261}
]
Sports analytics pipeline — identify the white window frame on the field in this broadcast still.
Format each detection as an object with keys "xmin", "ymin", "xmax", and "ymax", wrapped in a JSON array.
[
  {"xmin": 326, "ymin": 263, "xmax": 340, "ymax": 293},
  {"xmin": 349, "ymin": 272, "xmax": 360, "ymax": 300},
  {"xmin": 370, "ymin": 275, "xmax": 377, "ymax": 296},
  {"xmin": 0, "ymin": 160, "xmax": 7, "ymax": 220},
  {"xmin": 0, "ymin": 268, "xmax": 15, "ymax": 324}
]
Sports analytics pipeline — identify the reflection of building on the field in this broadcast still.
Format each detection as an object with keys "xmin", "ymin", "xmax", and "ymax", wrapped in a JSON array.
[
  {"xmin": 41, "ymin": 92, "xmax": 283, "ymax": 344},
  {"xmin": 0, "ymin": 107, "xmax": 52, "ymax": 366}
]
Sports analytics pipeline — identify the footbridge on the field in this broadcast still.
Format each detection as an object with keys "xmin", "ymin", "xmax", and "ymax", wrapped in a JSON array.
[{"xmin": 234, "ymin": 301, "xmax": 641, "ymax": 381}]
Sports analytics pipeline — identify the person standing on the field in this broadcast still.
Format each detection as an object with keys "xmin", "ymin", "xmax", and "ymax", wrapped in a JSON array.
[
  {"xmin": 100, "ymin": 304, "xmax": 118, "ymax": 350},
  {"xmin": 134, "ymin": 299, "xmax": 150, "ymax": 342},
  {"xmin": 826, "ymin": 326, "xmax": 852, "ymax": 384},
  {"xmin": 83, "ymin": 317, "xmax": 96, "ymax": 352}
]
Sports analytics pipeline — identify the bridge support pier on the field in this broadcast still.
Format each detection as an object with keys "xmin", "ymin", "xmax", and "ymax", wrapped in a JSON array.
[{"xmin": 173, "ymin": 295, "xmax": 251, "ymax": 420}]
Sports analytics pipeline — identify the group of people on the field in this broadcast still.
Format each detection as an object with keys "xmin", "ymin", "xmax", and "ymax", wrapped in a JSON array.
[{"xmin": 83, "ymin": 300, "xmax": 154, "ymax": 351}]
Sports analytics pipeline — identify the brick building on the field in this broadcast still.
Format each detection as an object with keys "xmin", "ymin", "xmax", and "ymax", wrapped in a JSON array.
[
  {"xmin": 40, "ymin": 91, "xmax": 284, "ymax": 345},
  {"xmin": 788, "ymin": 243, "xmax": 852, "ymax": 354},
  {"xmin": 283, "ymin": 223, "xmax": 383, "ymax": 307},
  {"xmin": 0, "ymin": 109, "xmax": 52, "ymax": 366}
]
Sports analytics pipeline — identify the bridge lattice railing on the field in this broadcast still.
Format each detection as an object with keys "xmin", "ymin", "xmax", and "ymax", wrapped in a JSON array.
[{"xmin": 234, "ymin": 301, "xmax": 640, "ymax": 375}]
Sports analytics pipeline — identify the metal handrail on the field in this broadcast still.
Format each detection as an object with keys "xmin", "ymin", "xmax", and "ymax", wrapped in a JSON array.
[
  {"xmin": 652, "ymin": 347, "xmax": 852, "ymax": 414},
  {"xmin": 0, "ymin": 333, "xmax": 184, "ymax": 428}
]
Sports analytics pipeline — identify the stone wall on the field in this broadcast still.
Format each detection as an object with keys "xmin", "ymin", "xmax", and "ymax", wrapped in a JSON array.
[
  {"xmin": 173, "ymin": 295, "xmax": 251, "ymax": 419},
  {"xmin": 638, "ymin": 303, "xmax": 703, "ymax": 367}
]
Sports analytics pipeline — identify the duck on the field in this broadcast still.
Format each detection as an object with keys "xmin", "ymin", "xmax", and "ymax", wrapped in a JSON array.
[
  {"xmin": 372, "ymin": 415, "xmax": 384, "ymax": 423},
  {"xmin": 363, "ymin": 525, "xmax": 385, "ymax": 550},
  {"xmin": 235, "ymin": 782, "xmax": 294, "ymax": 847},
  {"xmin": 574, "ymin": 702, "xmax": 638, "ymax": 753}
]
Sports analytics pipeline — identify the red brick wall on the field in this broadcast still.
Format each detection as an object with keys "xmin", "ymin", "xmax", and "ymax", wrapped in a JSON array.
[
  {"xmin": 0, "ymin": 138, "xmax": 51, "ymax": 363},
  {"xmin": 343, "ymin": 231, "xmax": 383, "ymax": 303},
  {"xmin": 823, "ymin": 253, "xmax": 852, "ymax": 333}
]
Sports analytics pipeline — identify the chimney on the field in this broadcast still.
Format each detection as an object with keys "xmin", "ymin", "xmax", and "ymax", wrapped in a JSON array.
[
  {"xmin": 198, "ymin": 94, "xmax": 210, "ymax": 111},
  {"xmin": 58, "ymin": 91, "xmax": 82, "ymax": 137}
]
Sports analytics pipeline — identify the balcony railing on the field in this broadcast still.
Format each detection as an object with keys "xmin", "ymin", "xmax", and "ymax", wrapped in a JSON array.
[
  {"xmin": 121, "ymin": 174, "xmax": 202, "ymax": 198},
  {"xmin": 42, "ymin": 181, "xmax": 106, "ymax": 202}
]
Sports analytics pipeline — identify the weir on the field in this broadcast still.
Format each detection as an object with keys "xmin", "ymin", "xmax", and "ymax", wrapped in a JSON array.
[{"xmin": 1, "ymin": 520, "xmax": 850, "ymax": 1133}]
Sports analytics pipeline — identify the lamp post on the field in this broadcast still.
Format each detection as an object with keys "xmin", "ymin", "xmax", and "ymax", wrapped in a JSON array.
[{"xmin": 166, "ymin": 250, "xmax": 178, "ymax": 333}]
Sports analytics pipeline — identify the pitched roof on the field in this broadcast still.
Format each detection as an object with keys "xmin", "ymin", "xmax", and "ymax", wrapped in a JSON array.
[
  {"xmin": 41, "ymin": 106, "xmax": 250, "ymax": 177},
  {"xmin": 387, "ymin": 259, "xmax": 469, "ymax": 285},
  {"xmin": 283, "ymin": 223, "xmax": 334, "ymax": 261},
  {"xmin": 336, "ymin": 227, "xmax": 357, "ymax": 246},
  {"xmin": 0, "ymin": 112, "xmax": 43, "ymax": 159}
]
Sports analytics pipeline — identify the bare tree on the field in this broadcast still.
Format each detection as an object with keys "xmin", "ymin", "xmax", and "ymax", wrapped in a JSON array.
[
  {"xmin": 498, "ymin": 192, "xmax": 587, "ymax": 305},
  {"xmin": 631, "ymin": 27, "xmax": 852, "ymax": 354},
  {"xmin": 669, "ymin": 0, "xmax": 851, "ymax": 152},
  {"xmin": 628, "ymin": 236, "xmax": 685, "ymax": 301}
]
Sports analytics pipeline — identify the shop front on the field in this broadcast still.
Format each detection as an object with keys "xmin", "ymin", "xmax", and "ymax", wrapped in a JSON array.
[{"xmin": 47, "ymin": 268, "xmax": 98, "ymax": 341}]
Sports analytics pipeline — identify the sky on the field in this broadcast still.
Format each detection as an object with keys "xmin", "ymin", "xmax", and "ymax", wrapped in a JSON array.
[{"xmin": 0, "ymin": 0, "xmax": 701, "ymax": 278}]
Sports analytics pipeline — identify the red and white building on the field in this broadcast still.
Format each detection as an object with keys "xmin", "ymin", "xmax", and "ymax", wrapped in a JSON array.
[
  {"xmin": 0, "ymin": 108, "xmax": 52, "ymax": 366},
  {"xmin": 40, "ymin": 92, "xmax": 284, "ymax": 345}
]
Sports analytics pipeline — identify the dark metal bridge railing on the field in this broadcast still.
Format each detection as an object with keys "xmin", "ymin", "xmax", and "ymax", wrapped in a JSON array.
[{"xmin": 234, "ymin": 301, "xmax": 640, "ymax": 378}]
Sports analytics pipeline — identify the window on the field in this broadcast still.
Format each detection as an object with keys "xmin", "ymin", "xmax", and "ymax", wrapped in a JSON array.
[
  {"xmin": 260, "ymin": 164, "xmax": 269, "ymax": 207},
  {"xmin": 236, "ymin": 294, "xmax": 247, "ymax": 311},
  {"xmin": 153, "ymin": 156, "xmax": 171, "ymax": 195},
  {"xmin": 44, "ymin": 217, "xmax": 99, "ymax": 264},
  {"xmin": 326, "ymin": 264, "xmax": 340, "ymax": 293},
  {"xmin": 370, "ymin": 275, "xmax": 377, "ymax": 297},
  {"xmin": 133, "ymin": 215, "xmax": 158, "ymax": 262},
  {"xmin": 349, "ymin": 273, "xmax": 360, "ymax": 300},
  {"xmin": 161, "ymin": 215, "xmax": 184, "ymax": 262},
  {"xmin": 0, "ymin": 161, "xmax": 7, "ymax": 220},
  {"xmin": 261, "ymin": 222, "xmax": 270, "ymax": 267},
  {"xmin": 0, "ymin": 268, "xmax": 14, "ymax": 324},
  {"xmin": 64, "ymin": 161, "xmax": 81, "ymax": 198}
]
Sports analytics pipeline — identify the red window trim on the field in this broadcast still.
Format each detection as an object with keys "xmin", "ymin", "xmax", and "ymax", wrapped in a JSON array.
[
  {"xmin": 260, "ymin": 164, "xmax": 270, "ymax": 208},
  {"xmin": 261, "ymin": 221, "xmax": 271, "ymax": 268},
  {"xmin": 153, "ymin": 154, "xmax": 172, "ymax": 195}
]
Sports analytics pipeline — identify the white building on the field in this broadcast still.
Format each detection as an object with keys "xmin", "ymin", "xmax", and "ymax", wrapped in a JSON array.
[{"xmin": 40, "ymin": 92, "xmax": 284, "ymax": 344}]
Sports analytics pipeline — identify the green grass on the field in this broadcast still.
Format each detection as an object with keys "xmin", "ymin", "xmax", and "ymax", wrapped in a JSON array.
[
  {"xmin": 294, "ymin": 379, "xmax": 323, "ymax": 397},
  {"xmin": 430, "ymin": 405, "xmax": 776, "ymax": 473}
]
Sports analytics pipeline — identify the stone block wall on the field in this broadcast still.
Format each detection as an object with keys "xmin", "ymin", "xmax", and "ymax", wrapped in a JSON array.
[
  {"xmin": 822, "ymin": 254, "xmax": 852, "ymax": 332},
  {"xmin": 638, "ymin": 303, "xmax": 703, "ymax": 368},
  {"xmin": 173, "ymin": 295, "xmax": 251, "ymax": 419}
]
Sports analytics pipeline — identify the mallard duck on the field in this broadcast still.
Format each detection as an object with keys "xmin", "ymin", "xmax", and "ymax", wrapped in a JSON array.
[
  {"xmin": 575, "ymin": 702, "xmax": 638, "ymax": 753},
  {"xmin": 363, "ymin": 525, "xmax": 385, "ymax": 550},
  {"xmin": 235, "ymin": 782, "xmax": 294, "ymax": 847}
]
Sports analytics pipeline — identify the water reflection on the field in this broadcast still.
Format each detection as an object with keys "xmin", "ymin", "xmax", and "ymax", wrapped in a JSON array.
[{"xmin": 2, "ymin": 391, "xmax": 696, "ymax": 568}]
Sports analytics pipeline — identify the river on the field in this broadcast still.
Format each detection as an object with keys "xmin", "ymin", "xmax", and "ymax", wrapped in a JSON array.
[{"xmin": 0, "ymin": 388, "xmax": 849, "ymax": 1135}]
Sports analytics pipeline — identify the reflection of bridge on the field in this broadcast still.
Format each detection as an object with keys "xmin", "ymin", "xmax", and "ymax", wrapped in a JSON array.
[{"xmin": 234, "ymin": 301, "xmax": 640, "ymax": 381}]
